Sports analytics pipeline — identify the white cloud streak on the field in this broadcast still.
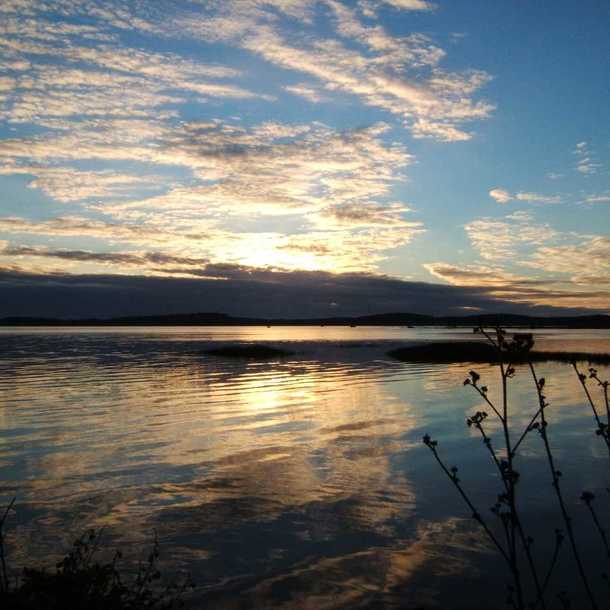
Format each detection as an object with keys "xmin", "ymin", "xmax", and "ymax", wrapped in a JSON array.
[
  {"xmin": 573, "ymin": 141, "xmax": 601, "ymax": 175},
  {"xmin": 489, "ymin": 188, "xmax": 561, "ymax": 205}
]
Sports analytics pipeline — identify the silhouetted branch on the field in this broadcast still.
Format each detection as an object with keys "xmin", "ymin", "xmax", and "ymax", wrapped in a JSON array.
[
  {"xmin": 422, "ymin": 435, "xmax": 509, "ymax": 563},
  {"xmin": 573, "ymin": 363, "xmax": 610, "ymax": 454},
  {"xmin": 530, "ymin": 363, "xmax": 599, "ymax": 610},
  {"xmin": 532, "ymin": 529, "xmax": 564, "ymax": 610},
  {"xmin": 0, "ymin": 497, "xmax": 16, "ymax": 594},
  {"xmin": 581, "ymin": 491, "xmax": 610, "ymax": 561}
]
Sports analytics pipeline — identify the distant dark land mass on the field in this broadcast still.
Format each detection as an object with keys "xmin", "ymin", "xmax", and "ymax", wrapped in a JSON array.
[{"xmin": 2, "ymin": 312, "xmax": 610, "ymax": 328}]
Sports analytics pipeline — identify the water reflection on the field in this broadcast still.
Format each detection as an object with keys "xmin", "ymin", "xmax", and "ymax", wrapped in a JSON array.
[{"xmin": 0, "ymin": 328, "xmax": 609, "ymax": 607}]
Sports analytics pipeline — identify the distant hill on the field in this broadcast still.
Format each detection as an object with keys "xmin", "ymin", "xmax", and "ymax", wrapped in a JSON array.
[{"xmin": 1, "ymin": 312, "xmax": 610, "ymax": 328}]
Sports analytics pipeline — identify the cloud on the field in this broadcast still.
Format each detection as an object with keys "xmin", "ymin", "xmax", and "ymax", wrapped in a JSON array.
[
  {"xmin": 0, "ymin": 1, "xmax": 497, "ymax": 291},
  {"xmin": 488, "ymin": 188, "xmax": 512, "ymax": 204},
  {"xmin": 2, "ymin": 244, "xmax": 210, "ymax": 268},
  {"xmin": 91, "ymin": 121, "xmax": 419, "ymax": 264},
  {"xmin": 0, "ymin": 166, "xmax": 164, "ymax": 203},
  {"xmin": 317, "ymin": 201, "xmax": 418, "ymax": 227},
  {"xmin": 582, "ymin": 192, "xmax": 610, "ymax": 204},
  {"xmin": 327, "ymin": 0, "xmax": 443, "ymax": 66},
  {"xmin": 0, "ymin": 0, "xmax": 504, "ymax": 309},
  {"xmin": 380, "ymin": 0, "xmax": 435, "ymax": 9},
  {"xmin": 524, "ymin": 236, "xmax": 610, "ymax": 278},
  {"xmin": 573, "ymin": 141, "xmax": 601, "ymax": 175},
  {"xmin": 424, "ymin": 260, "xmax": 610, "ymax": 311},
  {"xmin": 284, "ymin": 83, "xmax": 327, "ymax": 103},
  {"xmin": 1, "ymin": 117, "xmax": 411, "ymax": 210},
  {"xmin": 489, "ymin": 188, "xmax": 561, "ymax": 205},
  {"xmin": 0, "ymin": 215, "xmax": 193, "ymax": 246},
  {"xmin": 173, "ymin": 1, "xmax": 492, "ymax": 142},
  {"xmin": 240, "ymin": 24, "xmax": 492, "ymax": 141},
  {"xmin": 515, "ymin": 192, "xmax": 561, "ymax": 204},
  {"xmin": 0, "ymin": 111, "xmax": 422, "ymax": 271},
  {"xmin": 0, "ymin": 194, "xmax": 424, "ymax": 275},
  {"xmin": 424, "ymin": 262, "xmax": 528, "ymax": 287},
  {"xmin": 464, "ymin": 213, "xmax": 557, "ymax": 261},
  {"xmin": 427, "ymin": 213, "xmax": 610, "ymax": 311},
  {"xmin": 576, "ymin": 160, "xmax": 600, "ymax": 175},
  {"xmin": 1, "ymin": 0, "xmax": 492, "ymax": 143},
  {"xmin": 0, "ymin": 266, "xmax": 601, "ymax": 320},
  {"xmin": 0, "ymin": 46, "xmax": 264, "ymax": 127}
]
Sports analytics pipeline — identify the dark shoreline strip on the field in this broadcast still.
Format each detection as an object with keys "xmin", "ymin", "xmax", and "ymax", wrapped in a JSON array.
[{"xmin": 388, "ymin": 342, "xmax": 610, "ymax": 364}]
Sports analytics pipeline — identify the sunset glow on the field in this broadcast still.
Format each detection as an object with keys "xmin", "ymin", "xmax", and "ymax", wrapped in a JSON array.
[{"xmin": 1, "ymin": 1, "xmax": 609, "ymax": 317}]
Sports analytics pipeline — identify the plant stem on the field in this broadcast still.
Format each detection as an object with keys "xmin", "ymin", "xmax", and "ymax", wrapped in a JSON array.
[
  {"xmin": 583, "ymin": 500, "xmax": 610, "ymax": 561},
  {"xmin": 574, "ymin": 363, "xmax": 610, "ymax": 477},
  {"xmin": 0, "ymin": 497, "xmax": 16, "ymax": 594},
  {"xmin": 500, "ymin": 359, "xmax": 525, "ymax": 610},
  {"xmin": 474, "ymin": 419, "xmax": 546, "ymax": 609},
  {"xmin": 532, "ymin": 530, "xmax": 563, "ymax": 610},
  {"xmin": 426, "ymin": 444, "xmax": 509, "ymax": 563},
  {"xmin": 530, "ymin": 363, "xmax": 599, "ymax": 610}
]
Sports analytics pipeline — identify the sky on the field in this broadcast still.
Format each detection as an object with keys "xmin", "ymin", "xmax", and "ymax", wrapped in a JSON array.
[{"xmin": 0, "ymin": 0, "xmax": 609, "ymax": 318}]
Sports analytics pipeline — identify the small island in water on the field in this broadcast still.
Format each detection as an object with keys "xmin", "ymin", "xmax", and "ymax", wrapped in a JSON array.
[{"xmin": 388, "ymin": 341, "xmax": 610, "ymax": 364}]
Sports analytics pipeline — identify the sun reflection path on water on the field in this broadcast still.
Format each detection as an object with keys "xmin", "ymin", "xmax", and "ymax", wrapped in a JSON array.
[{"xmin": 0, "ymin": 333, "xmax": 422, "ymax": 594}]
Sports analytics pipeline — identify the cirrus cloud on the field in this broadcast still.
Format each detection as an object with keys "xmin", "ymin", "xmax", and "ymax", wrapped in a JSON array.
[{"xmin": 489, "ymin": 188, "xmax": 561, "ymax": 205}]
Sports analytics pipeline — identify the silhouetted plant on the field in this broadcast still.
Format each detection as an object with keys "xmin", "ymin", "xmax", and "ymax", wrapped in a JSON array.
[
  {"xmin": 0, "ymin": 503, "xmax": 193, "ymax": 610},
  {"xmin": 0, "ymin": 497, "xmax": 15, "ymax": 595},
  {"xmin": 574, "ymin": 364, "xmax": 610, "ymax": 465},
  {"xmin": 423, "ymin": 327, "xmax": 610, "ymax": 609}
]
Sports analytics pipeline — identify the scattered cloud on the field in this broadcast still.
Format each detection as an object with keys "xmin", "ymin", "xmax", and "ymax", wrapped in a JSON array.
[
  {"xmin": 0, "ymin": 215, "xmax": 192, "ymax": 246},
  {"xmin": 489, "ymin": 188, "xmax": 561, "ymax": 205},
  {"xmin": 284, "ymin": 83, "xmax": 328, "ymax": 103},
  {"xmin": 488, "ymin": 188, "xmax": 511, "ymax": 204},
  {"xmin": 379, "ymin": 0, "xmax": 435, "ymax": 10},
  {"xmin": 573, "ymin": 141, "xmax": 601, "ymax": 175},
  {"xmin": 524, "ymin": 236, "xmax": 610, "ymax": 279},
  {"xmin": 1, "ymin": 1, "xmax": 607, "ymax": 316},
  {"xmin": 0, "ymin": 166, "xmax": 164, "ymax": 203},
  {"xmin": 1, "ymin": 244, "xmax": 213, "ymax": 277},
  {"xmin": 424, "ymin": 259, "xmax": 610, "ymax": 311},
  {"xmin": 176, "ymin": 1, "xmax": 493, "ymax": 142},
  {"xmin": 582, "ymin": 192, "xmax": 610, "ymax": 204},
  {"xmin": 2, "ymin": 0, "xmax": 447, "ymax": 280},
  {"xmin": 465, "ymin": 212, "xmax": 557, "ymax": 261},
  {"xmin": 102, "ymin": 121, "xmax": 397, "ymax": 211},
  {"xmin": 424, "ymin": 262, "xmax": 530, "ymax": 287},
  {"xmin": 426, "ymin": 210, "xmax": 610, "ymax": 311}
]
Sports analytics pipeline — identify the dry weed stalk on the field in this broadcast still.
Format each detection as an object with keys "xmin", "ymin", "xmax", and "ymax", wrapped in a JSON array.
[{"xmin": 423, "ymin": 327, "xmax": 610, "ymax": 609}]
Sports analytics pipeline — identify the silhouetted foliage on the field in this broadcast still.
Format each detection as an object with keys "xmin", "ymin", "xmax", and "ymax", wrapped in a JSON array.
[
  {"xmin": 0, "ymin": 518, "xmax": 193, "ymax": 610},
  {"xmin": 423, "ymin": 327, "xmax": 610, "ymax": 609}
]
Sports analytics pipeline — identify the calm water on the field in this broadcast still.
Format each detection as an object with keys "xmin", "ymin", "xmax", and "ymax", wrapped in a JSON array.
[{"xmin": 1, "ymin": 326, "xmax": 610, "ymax": 608}]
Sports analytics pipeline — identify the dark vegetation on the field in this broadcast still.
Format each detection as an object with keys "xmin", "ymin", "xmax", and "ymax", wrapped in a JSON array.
[
  {"xmin": 423, "ymin": 328, "xmax": 610, "ymax": 609},
  {"xmin": 2, "ymin": 312, "xmax": 610, "ymax": 328},
  {"xmin": 204, "ymin": 344, "xmax": 293, "ymax": 359},
  {"xmin": 389, "ymin": 341, "xmax": 610, "ymax": 364},
  {"xmin": 0, "ymin": 513, "xmax": 192, "ymax": 610}
]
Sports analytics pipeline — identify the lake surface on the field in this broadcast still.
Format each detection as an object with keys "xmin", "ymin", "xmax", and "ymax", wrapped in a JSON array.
[{"xmin": 1, "ymin": 326, "xmax": 610, "ymax": 608}]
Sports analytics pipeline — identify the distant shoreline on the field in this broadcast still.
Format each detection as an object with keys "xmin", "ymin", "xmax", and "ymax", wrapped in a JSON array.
[{"xmin": 1, "ymin": 312, "xmax": 610, "ymax": 328}]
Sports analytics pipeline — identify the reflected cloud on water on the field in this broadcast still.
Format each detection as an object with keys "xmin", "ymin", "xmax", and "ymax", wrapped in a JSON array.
[{"xmin": 1, "ymin": 328, "xmax": 609, "ymax": 607}]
